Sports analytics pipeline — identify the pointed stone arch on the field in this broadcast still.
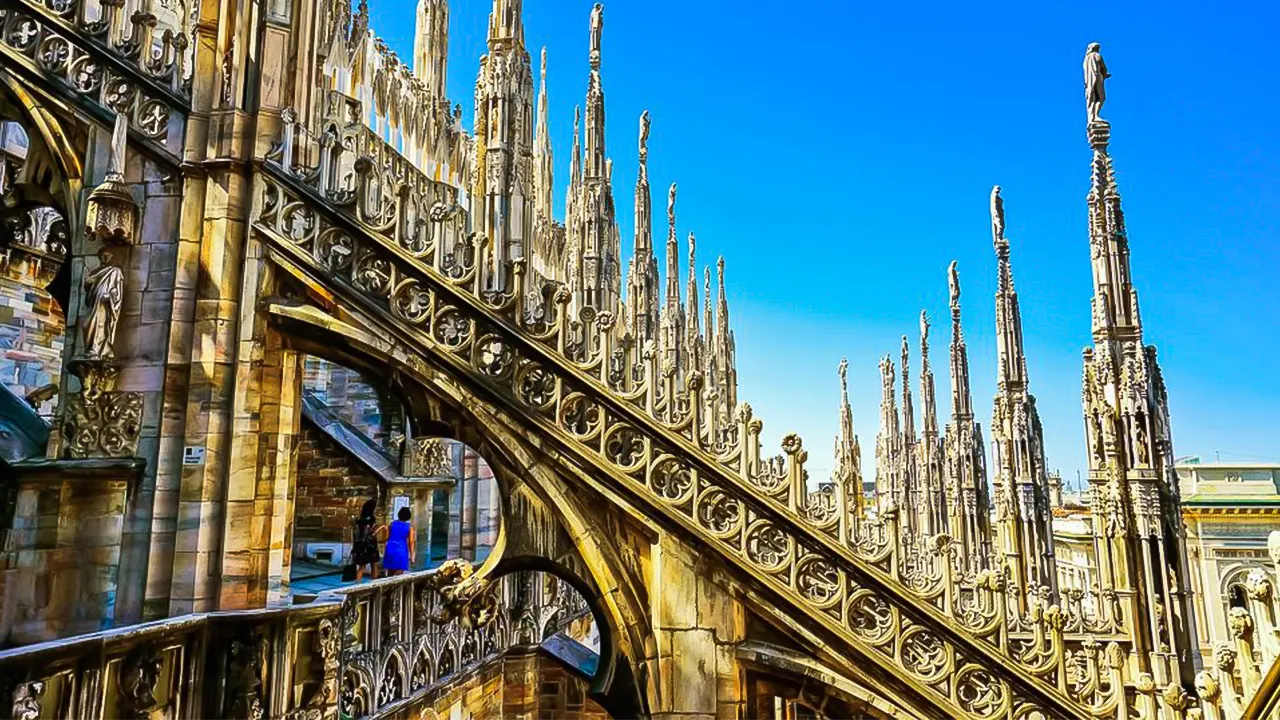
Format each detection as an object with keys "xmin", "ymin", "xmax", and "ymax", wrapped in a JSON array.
[{"xmin": 263, "ymin": 296, "xmax": 656, "ymax": 715}]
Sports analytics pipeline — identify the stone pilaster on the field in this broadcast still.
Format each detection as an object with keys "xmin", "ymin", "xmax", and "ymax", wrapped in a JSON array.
[
  {"xmin": 649, "ymin": 533, "xmax": 745, "ymax": 720},
  {"xmin": 1, "ymin": 459, "xmax": 143, "ymax": 645}
]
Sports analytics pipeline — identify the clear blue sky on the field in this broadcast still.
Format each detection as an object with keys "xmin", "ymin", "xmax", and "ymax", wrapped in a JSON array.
[{"xmin": 367, "ymin": 0, "xmax": 1280, "ymax": 486}]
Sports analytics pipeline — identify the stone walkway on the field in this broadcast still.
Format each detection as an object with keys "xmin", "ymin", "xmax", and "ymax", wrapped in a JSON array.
[{"xmin": 288, "ymin": 558, "xmax": 452, "ymax": 597}]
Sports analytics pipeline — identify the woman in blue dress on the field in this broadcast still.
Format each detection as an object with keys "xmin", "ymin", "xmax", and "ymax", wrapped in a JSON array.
[{"xmin": 382, "ymin": 506, "xmax": 415, "ymax": 576}]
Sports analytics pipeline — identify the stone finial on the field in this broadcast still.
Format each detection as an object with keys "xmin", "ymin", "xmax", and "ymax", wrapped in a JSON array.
[
  {"xmin": 108, "ymin": 110, "xmax": 127, "ymax": 178},
  {"xmin": 85, "ymin": 113, "xmax": 139, "ymax": 245}
]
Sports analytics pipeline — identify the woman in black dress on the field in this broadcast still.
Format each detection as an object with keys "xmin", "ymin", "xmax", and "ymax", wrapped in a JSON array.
[{"xmin": 351, "ymin": 499, "xmax": 382, "ymax": 581}]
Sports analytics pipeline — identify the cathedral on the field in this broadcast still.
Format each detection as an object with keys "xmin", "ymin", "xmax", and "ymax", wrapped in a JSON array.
[{"xmin": 0, "ymin": 0, "xmax": 1277, "ymax": 718}]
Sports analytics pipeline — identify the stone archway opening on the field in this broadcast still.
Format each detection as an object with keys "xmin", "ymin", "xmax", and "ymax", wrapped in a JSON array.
[
  {"xmin": 0, "ymin": 99, "xmax": 73, "ymax": 423},
  {"xmin": 288, "ymin": 356, "xmax": 502, "ymax": 596},
  {"xmin": 406, "ymin": 566, "xmax": 608, "ymax": 719},
  {"xmin": 501, "ymin": 569, "xmax": 601, "ymax": 672}
]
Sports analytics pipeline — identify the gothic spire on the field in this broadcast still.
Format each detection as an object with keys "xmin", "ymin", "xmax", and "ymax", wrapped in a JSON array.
[
  {"xmin": 569, "ymin": 105, "xmax": 582, "ymax": 187},
  {"xmin": 716, "ymin": 258, "xmax": 730, "ymax": 359},
  {"xmin": 412, "ymin": 0, "xmax": 448, "ymax": 99},
  {"xmin": 664, "ymin": 184, "xmax": 679, "ymax": 311},
  {"xmin": 875, "ymin": 355, "xmax": 902, "ymax": 513},
  {"xmin": 991, "ymin": 185, "xmax": 1028, "ymax": 392},
  {"xmin": 659, "ymin": 182, "xmax": 683, "ymax": 374},
  {"xmin": 835, "ymin": 358, "xmax": 863, "ymax": 515},
  {"xmin": 702, "ymin": 265, "xmax": 713, "ymax": 355},
  {"xmin": 947, "ymin": 261, "xmax": 973, "ymax": 420},
  {"xmin": 1084, "ymin": 46, "xmax": 1141, "ymax": 341},
  {"xmin": 916, "ymin": 310, "xmax": 948, "ymax": 538},
  {"xmin": 533, "ymin": 48, "xmax": 554, "ymax": 222},
  {"xmin": 684, "ymin": 232, "xmax": 701, "ymax": 374},
  {"xmin": 919, "ymin": 312, "xmax": 938, "ymax": 438},
  {"xmin": 582, "ymin": 3, "xmax": 606, "ymax": 181},
  {"xmin": 900, "ymin": 335, "xmax": 916, "ymax": 447},
  {"xmin": 487, "ymin": 0, "xmax": 523, "ymax": 49},
  {"xmin": 715, "ymin": 257, "xmax": 738, "ymax": 412},
  {"xmin": 474, "ymin": 0, "xmax": 534, "ymax": 293},
  {"xmin": 942, "ymin": 261, "xmax": 990, "ymax": 571},
  {"xmin": 988, "ymin": 185, "xmax": 1055, "ymax": 602},
  {"xmin": 1079, "ymin": 44, "xmax": 1197, "ymax": 686},
  {"xmin": 627, "ymin": 110, "xmax": 659, "ymax": 346}
]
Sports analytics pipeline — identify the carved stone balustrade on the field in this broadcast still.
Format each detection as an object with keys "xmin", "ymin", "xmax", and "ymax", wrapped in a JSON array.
[
  {"xmin": 0, "ymin": 0, "xmax": 190, "ymax": 160},
  {"xmin": 0, "ymin": 561, "xmax": 591, "ymax": 720},
  {"xmin": 0, "ymin": 604, "xmax": 341, "ymax": 720},
  {"xmin": 316, "ymin": 565, "xmax": 588, "ymax": 720}
]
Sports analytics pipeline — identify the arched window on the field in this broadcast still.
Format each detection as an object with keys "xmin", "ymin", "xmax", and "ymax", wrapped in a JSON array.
[{"xmin": 1228, "ymin": 582, "xmax": 1249, "ymax": 610}]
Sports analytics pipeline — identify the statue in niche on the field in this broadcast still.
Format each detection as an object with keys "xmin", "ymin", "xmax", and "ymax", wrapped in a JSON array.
[
  {"xmin": 82, "ymin": 247, "xmax": 124, "ymax": 359},
  {"xmin": 1084, "ymin": 43, "xmax": 1110, "ymax": 123},
  {"xmin": 1134, "ymin": 415, "xmax": 1149, "ymax": 465},
  {"xmin": 1090, "ymin": 412, "xmax": 1105, "ymax": 464}
]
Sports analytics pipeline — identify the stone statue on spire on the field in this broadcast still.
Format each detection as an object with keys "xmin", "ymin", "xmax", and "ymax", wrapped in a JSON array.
[
  {"xmin": 839, "ymin": 357, "xmax": 849, "ymax": 386},
  {"xmin": 667, "ymin": 183, "xmax": 677, "ymax": 227},
  {"xmin": 1084, "ymin": 42, "xmax": 1110, "ymax": 123},
  {"xmin": 639, "ymin": 110, "xmax": 650, "ymax": 163},
  {"xmin": 990, "ymin": 185, "xmax": 1005, "ymax": 242},
  {"xmin": 948, "ymin": 260, "xmax": 960, "ymax": 313},
  {"xmin": 589, "ymin": 3, "xmax": 603, "ymax": 69}
]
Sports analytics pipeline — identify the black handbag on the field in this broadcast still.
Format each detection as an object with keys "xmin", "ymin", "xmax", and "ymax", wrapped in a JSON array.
[{"xmin": 341, "ymin": 563, "xmax": 358, "ymax": 582}]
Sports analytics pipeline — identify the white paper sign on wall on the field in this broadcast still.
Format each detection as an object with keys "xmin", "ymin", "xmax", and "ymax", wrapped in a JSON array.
[
  {"xmin": 183, "ymin": 446, "xmax": 206, "ymax": 466},
  {"xmin": 392, "ymin": 495, "xmax": 411, "ymax": 516}
]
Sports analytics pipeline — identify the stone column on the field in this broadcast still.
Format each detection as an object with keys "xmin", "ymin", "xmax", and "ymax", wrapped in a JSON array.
[
  {"xmin": 448, "ymin": 481, "xmax": 463, "ymax": 561},
  {"xmin": 420, "ymin": 488, "xmax": 434, "ymax": 568},
  {"xmin": 218, "ymin": 253, "xmax": 303, "ymax": 608}
]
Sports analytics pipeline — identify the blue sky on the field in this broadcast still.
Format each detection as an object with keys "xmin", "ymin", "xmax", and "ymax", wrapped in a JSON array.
[{"xmin": 367, "ymin": 1, "xmax": 1280, "ymax": 486}]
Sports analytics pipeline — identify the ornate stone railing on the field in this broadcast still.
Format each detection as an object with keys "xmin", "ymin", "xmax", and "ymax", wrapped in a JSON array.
[
  {"xmin": 0, "ymin": 604, "xmax": 341, "ymax": 720},
  {"xmin": 0, "ymin": 0, "xmax": 189, "ymax": 158},
  {"xmin": 321, "ymin": 561, "xmax": 592, "ymax": 720},
  {"xmin": 0, "ymin": 560, "xmax": 587, "ymax": 720},
  {"xmin": 253, "ymin": 97, "xmax": 1104, "ymax": 719}
]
